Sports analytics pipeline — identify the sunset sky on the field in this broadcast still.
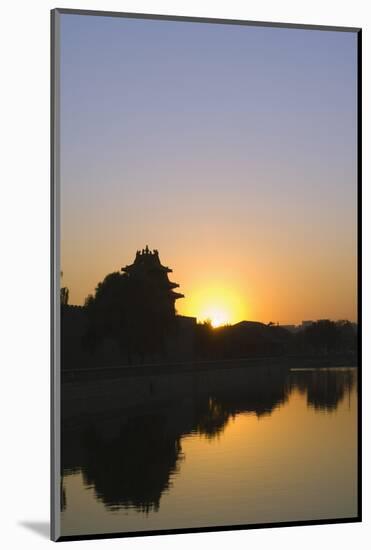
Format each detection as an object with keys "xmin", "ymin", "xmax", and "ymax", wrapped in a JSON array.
[{"xmin": 60, "ymin": 13, "xmax": 357, "ymax": 326}]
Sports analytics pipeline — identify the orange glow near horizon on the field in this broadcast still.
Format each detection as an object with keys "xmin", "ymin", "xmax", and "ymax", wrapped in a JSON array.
[
  {"xmin": 202, "ymin": 307, "xmax": 230, "ymax": 328},
  {"xmin": 60, "ymin": 241, "xmax": 357, "ymax": 326},
  {"xmin": 179, "ymin": 283, "xmax": 248, "ymax": 326},
  {"xmin": 60, "ymin": 17, "xmax": 357, "ymax": 327}
]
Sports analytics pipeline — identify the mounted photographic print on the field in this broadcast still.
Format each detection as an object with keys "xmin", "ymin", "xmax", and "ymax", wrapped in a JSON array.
[{"xmin": 51, "ymin": 8, "xmax": 361, "ymax": 542}]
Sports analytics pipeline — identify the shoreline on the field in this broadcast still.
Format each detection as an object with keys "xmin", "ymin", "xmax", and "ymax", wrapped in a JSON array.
[{"xmin": 61, "ymin": 354, "xmax": 357, "ymax": 383}]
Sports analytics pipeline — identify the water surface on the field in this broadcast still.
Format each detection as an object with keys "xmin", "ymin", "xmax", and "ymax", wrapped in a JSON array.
[{"xmin": 61, "ymin": 366, "xmax": 357, "ymax": 536}]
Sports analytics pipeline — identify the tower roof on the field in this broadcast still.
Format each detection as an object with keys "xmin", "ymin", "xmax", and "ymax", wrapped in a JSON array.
[
  {"xmin": 121, "ymin": 247, "xmax": 184, "ymax": 300},
  {"xmin": 122, "ymin": 246, "xmax": 172, "ymax": 274}
]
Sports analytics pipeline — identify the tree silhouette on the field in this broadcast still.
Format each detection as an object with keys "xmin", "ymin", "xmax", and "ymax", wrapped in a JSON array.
[
  {"xmin": 84, "ymin": 269, "xmax": 178, "ymax": 363},
  {"xmin": 300, "ymin": 320, "xmax": 356, "ymax": 354},
  {"xmin": 61, "ymin": 251, "xmax": 357, "ymax": 367},
  {"xmin": 60, "ymin": 287, "xmax": 69, "ymax": 306}
]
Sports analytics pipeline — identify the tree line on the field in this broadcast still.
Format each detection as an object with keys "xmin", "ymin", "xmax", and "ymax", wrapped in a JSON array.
[{"xmin": 61, "ymin": 273, "xmax": 357, "ymax": 368}]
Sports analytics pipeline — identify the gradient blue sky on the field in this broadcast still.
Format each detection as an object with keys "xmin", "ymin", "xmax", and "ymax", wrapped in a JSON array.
[{"xmin": 60, "ymin": 13, "xmax": 357, "ymax": 324}]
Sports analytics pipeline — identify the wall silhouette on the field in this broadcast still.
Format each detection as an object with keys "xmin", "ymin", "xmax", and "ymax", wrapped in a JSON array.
[{"xmin": 61, "ymin": 249, "xmax": 357, "ymax": 369}]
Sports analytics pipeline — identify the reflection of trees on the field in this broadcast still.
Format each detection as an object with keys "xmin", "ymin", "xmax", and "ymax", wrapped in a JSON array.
[
  {"xmin": 62, "ymin": 368, "xmax": 356, "ymax": 514},
  {"xmin": 289, "ymin": 369, "xmax": 355, "ymax": 411},
  {"xmin": 212, "ymin": 368, "xmax": 290, "ymax": 419},
  {"xmin": 81, "ymin": 415, "xmax": 183, "ymax": 513},
  {"xmin": 194, "ymin": 398, "xmax": 231, "ymax": 439},
  {"xmin": 191, "ymin": 368, "xmax": 290, "ymax": 444},
  {"xmin": 61, "ymin": 480, "xmax": 66, "ymax": 511}
]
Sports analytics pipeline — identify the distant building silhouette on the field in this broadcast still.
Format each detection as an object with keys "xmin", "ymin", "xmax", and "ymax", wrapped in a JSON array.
[
  {"xmin": 281, "ymin": 325, "xmax": 298, "ymax": 333},
  {"xmin": 60, "ymin": 248, "xmax": 357, "ymax": 369},
  {"xmin": 121, "ymin": 246, "xmax": 184, "ymax": 317}
]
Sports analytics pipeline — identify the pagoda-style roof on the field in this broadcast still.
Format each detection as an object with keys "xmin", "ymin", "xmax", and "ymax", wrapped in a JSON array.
[
  {"xmin": 170, "ymin": 290, "xmax": 184, "ymax": 299},
  {"xmin": 123, "ymin": 246, "xmax": 172, "ymax": 273},
  {"xmin": 121, "ymin": 246, "xmax": 184, "ymax": 300}
]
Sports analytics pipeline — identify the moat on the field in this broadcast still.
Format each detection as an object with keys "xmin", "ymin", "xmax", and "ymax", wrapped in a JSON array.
[{"xmin": 60, "ymin": 365, "xmax": 357, "ymax": 536}]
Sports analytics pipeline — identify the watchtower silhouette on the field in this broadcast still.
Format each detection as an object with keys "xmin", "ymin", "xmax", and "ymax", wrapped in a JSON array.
[{"xmin": 121, "ymin": 246, "xmax": 184, "ymax": 317}]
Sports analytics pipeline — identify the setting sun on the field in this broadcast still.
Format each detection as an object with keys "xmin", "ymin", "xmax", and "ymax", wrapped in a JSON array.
[
  {"xmin": 180, "ymin": 283, "xmax": 248, "ymax": 327},
  {"xmin": 201, "ymin": 307, "xmax": 230, "ymax": 328}
]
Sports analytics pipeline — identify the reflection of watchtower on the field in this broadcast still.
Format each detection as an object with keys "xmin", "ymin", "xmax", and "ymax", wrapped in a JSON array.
[{"xmin": 121, "ymin": 246, "xmax": 184, "ymax": 316}]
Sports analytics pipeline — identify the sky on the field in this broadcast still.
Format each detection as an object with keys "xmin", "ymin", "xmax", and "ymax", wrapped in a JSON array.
[{"xmin": 59, "ymin": 13, "xmax": 358, "ymax": 325}]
